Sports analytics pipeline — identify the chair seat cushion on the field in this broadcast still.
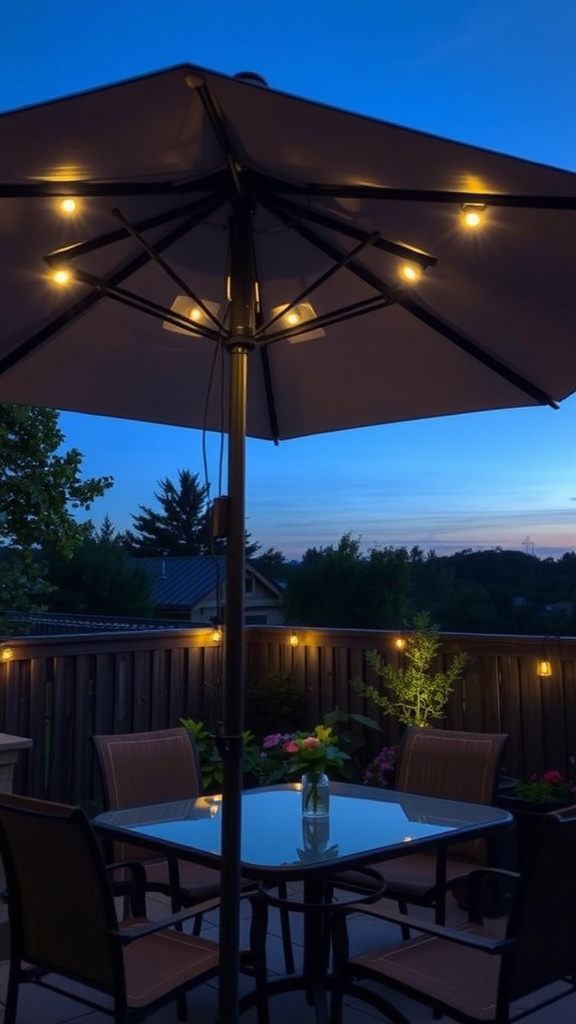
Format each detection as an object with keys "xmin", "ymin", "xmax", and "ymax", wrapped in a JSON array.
[
  {"xmin": 123, "ymin": 927, "xmax": 220, "ymax": 1008},
  {"xmin": 351, "ymin": 924, "xmax": 500, "ymax": 1021},
  {"xmin": 336, "ymin": 852, "xmax": 475, "ymax": 898}
]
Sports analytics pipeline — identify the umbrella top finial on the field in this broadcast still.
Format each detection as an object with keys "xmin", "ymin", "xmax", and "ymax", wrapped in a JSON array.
[{"xmin": 233, "ymin": 71, "xmax": 268, "ymax": 87}]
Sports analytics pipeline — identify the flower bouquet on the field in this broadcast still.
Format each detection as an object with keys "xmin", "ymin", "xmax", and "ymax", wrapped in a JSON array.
[{"xmin": 260, "ymin": 725, "xmax": 350, "ymax": 814}]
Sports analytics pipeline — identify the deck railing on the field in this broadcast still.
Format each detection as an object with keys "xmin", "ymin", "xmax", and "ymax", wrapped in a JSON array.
[{"xmin": 1, "ymin": 626, "xmax": 574, "ymax": 805}]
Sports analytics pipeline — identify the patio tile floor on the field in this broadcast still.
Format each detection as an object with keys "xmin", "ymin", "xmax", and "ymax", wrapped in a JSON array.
[{"xmin": 0, "ymin": 888, "xmax": 574, "ymax": 1023}]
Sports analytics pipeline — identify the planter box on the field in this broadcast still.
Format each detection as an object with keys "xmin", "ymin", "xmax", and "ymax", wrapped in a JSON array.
[{"xmin": 497, "ymin": 794, "xmax": 571, "ymax": 865}]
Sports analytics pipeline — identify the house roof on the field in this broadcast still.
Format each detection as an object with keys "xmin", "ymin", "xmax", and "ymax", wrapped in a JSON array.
[{"xmin": 133, "ymin": 556, "xmax": 282, "ymax": 607}]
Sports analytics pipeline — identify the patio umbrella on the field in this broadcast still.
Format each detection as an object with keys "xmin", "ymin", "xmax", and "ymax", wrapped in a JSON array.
[{"xmin": 0, "ymin": 62, "xmax": 575, "ymax": 1021}]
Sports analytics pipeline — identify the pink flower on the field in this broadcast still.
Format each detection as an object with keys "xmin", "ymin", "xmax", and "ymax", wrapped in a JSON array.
[
  {"xmin": 301, "ymin": 737, "xmax": 321, "ymax": 750},
  {"xmin": 284, "ymin": 740, "xmax": 299, "ymax": 754},
  {"xmin": 543, "ymin": 770, "xmax": 565, "ymax": 784}
]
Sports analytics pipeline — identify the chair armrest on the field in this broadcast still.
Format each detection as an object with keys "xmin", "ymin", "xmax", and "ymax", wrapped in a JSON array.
[
  {"xmin": 108, "ymin": 893, "xmax": 224, "ymax": 945},
  {"xmin": 343, "ymin": 901, "xmax": 517, "ymax": 956},
  {"xmin": 106, "ymin": 859, "xmax": 148, "ymax": 916},
  {"xmin": 465, "ymin": 866, "xmax": 520, "ymax": 922}
]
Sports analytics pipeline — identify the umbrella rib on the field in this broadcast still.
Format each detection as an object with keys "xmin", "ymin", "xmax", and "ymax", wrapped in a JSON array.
[
  {"xmin": 263, "ymin": 295, "xmax": 393, "ymax": 343},
  {"xmin": 400, "ymin": 294, "xmax": 560, "ymax": 408},
  {"xmin": 0, "ymin": 219, "xmax": 195, "ymax": 379},
  {"xmin": 254, "ymin": 229, "xmax": 381, "ymax": 338},
  {"xmin": 258, "ymin": 346, "xmax": 280, "ymax": 443},
  {"xmin": 44, "ymin": 193, "xmax": 225, "ymax": 265},
  {"xmin": 261, "ymin": 195, "xmax": 399, "ymax": 305},
  {"xmin": 250, "ymin": 174, "xmax": 576, "ymax": 209},
  {"xmin": 192, "ymin": 80, "xmax": 243, "ymax": 199},
  {"xmin": 73, "ymin": 269, "xmax": 222, "ymax": 340},
  {"xmin": 0, "ymin": 170, "xmax": 230, "ymax": 199},
  {"xmin": 258, "ymin": 187, "xmax": 436, "ymax": 267},
  {"xmin": 109, "ymin": 207, "xmax": 226, "ymax": 333}
]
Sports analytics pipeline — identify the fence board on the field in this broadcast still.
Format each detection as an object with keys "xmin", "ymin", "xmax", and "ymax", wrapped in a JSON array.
[{"xmin": 2, "ymin": 627, "xmax": 575, "ymax": 804}]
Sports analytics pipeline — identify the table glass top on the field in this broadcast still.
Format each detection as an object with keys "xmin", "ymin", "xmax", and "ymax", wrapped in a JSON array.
[{"xmin": 95, "ymin": 783, "xmax": 511, "ymax": 871}]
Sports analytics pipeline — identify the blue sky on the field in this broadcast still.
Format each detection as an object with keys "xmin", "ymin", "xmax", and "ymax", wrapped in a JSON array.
[{"xmin": 1, "ymin": 1, "xmax": 575, "ymax": 559}]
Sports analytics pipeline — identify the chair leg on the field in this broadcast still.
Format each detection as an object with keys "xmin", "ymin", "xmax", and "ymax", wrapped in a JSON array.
[
  {"xmin": 4, "ymin": 960, "xmax": 20, "ymax": 1024},
  {"xmin": 277, "ymin": 880, "xmax": 295, "ymax": 974},
  {"xmin": 397, "ymin": 897, "xmax": 411, "ymax": 940},
  {"xmin": 249, "ymin": 894, "xmax": 271, "ymax": 1024}
]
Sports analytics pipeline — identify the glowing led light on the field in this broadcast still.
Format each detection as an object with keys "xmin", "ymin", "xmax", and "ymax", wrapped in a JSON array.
[
  {"xmin": 1, "ymin": 646, "xmax": 13, "ymax": 662},
  {"xmin": 289, "ymin": 633, "xmax": 299, "ymax": 647},
  {"xmin": 399, "ymin": 263, "xmax": 421, "ymax": 283},
  {"xmin": 394, "ymin": 637, "xmax": 406, "ymax": 650},
  {"xmin": 461, "ymin": 203, "xmax": 486, "ymax": 228},
  {"xmin": 269, "ymin": 301, "xmax": 325, "ymax": 342},
  {"xmin": 189, "ymin": 307, "xmax": 203, "ymax": 322},
  {"xmin": 52, "ymin": 267, "xmax": 73, "ymax": 286},
  {"xmin": 59, "ymin": 197, "xmax": 78, "ymax": 215},
  {"xmin": 537, "ymin": 659, "xmax": 552, "ymax": 678}
]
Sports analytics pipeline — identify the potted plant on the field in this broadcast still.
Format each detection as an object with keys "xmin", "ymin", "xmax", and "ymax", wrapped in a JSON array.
[
  {"xmin": 354, "ymin": 610, "xmax": 468, "ymax": 730},
  {"xmin": 499, "ymin": 760, "xmax": 576, "ymax": 863}
]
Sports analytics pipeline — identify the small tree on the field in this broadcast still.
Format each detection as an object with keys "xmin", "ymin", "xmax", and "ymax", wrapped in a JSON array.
[
  {"xmin": 355, "ymin": 610, "xmax": 467, "ymax": 729},
  {"xmin": 0, "ymin": 403, "xmax": 113, "ymax": 627}
]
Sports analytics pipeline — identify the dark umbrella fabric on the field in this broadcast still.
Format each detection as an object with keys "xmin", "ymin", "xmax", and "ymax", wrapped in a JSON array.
[{"xmin": 0, "ymin": 63, "xmax": 575, "ymax": 1022}]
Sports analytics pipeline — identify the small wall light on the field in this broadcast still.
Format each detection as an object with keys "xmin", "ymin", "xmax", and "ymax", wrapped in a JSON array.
[
  {"xmin": 536, "ymin": 658, "xmax": 552, "ymax": 677},
  {"xmin": 210, "ymin": 617, "xmax": 223, "ymax": 643},
  {"xmin": 537, "ymin": 638, "xmax": 553, "ymax": 677},
  {"xmin": 1, "ymin": 646, "xmax": 14, "ymax": 662},
  {"xmin": 394, "ymin": 636, "xmax": 407, "ymax": 650},
  {"xmin": 289, "ymin": 632, "xmax": 299, "ymax": 648}
]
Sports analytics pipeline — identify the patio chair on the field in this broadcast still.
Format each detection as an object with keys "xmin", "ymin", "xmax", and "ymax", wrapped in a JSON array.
[
  {"xmin": 92, "ymin": 728, "xmax": 222, "ymax": 917},
  {"xmin": 329, "ymin": 804, "xmax": 576, "ymax": 1024},
  {"xmin": 330, "ymin": 727, "xmax": 509, "ymax": 926},
  {"xmin": 92, "ymin": 727, "xmax": 295, "ymax": 971},
  {"xmin": 0, "ymin": 791, "xmax": 266, "ymax": 1024}
]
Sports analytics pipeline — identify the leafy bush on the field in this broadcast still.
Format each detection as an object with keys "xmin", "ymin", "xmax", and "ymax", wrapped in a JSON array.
[
  {"xmin": 180, "ymin": 717, "xmax": 261, "ymax": 793},
  {"xmin": 245, "ymin": 669, "xmax": 305, "ymax": 740},
  {"xmin": 355, "ymin": 610, "xmax": 467, "ymax": 729}
]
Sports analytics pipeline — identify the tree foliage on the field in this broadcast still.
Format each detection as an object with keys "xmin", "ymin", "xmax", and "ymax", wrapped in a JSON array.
[
  {"xmin": 282, "ymin": 533, "xmax": 410, "ymax": 628},
  {"xmin": 124, "ymin": 469, "xmax": 261, "ymax": 558},
  {"xmin": 0, "ymin": 404, "xmax": 113, "ymax": 623},
  {"xmin": 356, "ymin": 610, "xmax": 468, "ymax": 728},
  {"xmin": 124, "ymin": 470, "xmax": 209, "ymax": 556},
  {"xmin": 44, "ymin": 516, "xmax": 154, "ymax": 616}
]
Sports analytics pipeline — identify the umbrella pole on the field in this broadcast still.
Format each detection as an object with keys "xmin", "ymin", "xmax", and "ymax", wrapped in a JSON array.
[{"xmin": 218, "ymin": 339, "xmax": 249, "ymax": 1024}]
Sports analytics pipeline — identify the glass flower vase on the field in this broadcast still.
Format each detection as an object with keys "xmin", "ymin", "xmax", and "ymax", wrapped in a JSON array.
[{"xmin": 301, "ymin": 771, "xmax": 330, "ymax": 817}]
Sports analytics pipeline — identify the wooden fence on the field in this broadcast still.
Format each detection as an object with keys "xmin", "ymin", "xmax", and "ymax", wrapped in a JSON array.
[{"xmin": 1, "ymin": 626, "xmax": 575, "ymax": 806}]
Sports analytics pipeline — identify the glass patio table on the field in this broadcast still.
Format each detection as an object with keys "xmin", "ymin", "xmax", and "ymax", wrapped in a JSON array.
[{"xmin": 94, "ymin": 782, "xmax": 513, "ymax": 1022}]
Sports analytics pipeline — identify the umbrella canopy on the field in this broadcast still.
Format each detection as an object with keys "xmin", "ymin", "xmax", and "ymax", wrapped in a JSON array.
[
  {"xmin": 1, "ymin": 63, "xmax": 575, "ymax": 1022},
  {"xmin": 1, "ymin": 63, "xmax": 575, "ymax": 433}
]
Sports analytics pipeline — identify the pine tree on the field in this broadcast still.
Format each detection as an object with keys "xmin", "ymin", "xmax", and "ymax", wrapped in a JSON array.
[{"xmin": 124, "ymin": 470, "xmax": 209, "ymax": 556}]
